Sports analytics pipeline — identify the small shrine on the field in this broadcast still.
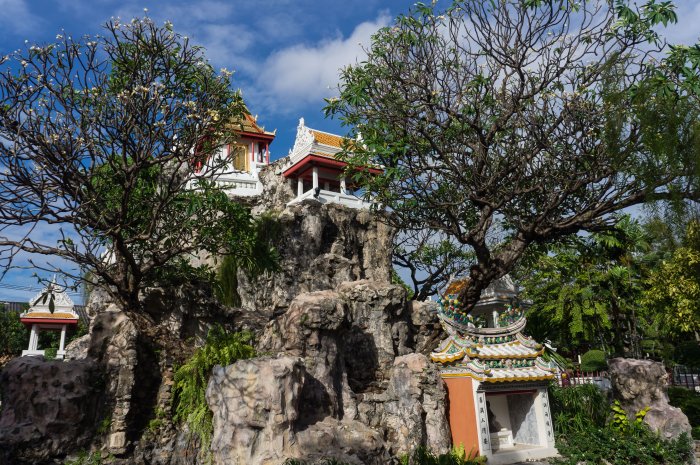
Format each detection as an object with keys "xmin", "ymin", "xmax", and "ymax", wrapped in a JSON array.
[
  {"xmin": 431, "ymin": 275, "xmax": 558, "ymax": 464},
  {"xmin": 282, "ymin": 118, "xmax": 382, "ymax": 209},
  {"xmin": 194, "ymin": 109, "xmax": 275, "ymax": 196},
  {"xmin": 20, "ymin": 280, "xmax": 80, "ymax": 360}
]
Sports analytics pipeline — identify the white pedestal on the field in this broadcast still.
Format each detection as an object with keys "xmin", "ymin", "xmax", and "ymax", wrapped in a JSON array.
[
  {"xmin": 22, "ymin": 349, "xmax": 45, "ymax": 357},
  {"xmin": 490, "ymin": 428, "xmax": 514, "ymax": 450}
]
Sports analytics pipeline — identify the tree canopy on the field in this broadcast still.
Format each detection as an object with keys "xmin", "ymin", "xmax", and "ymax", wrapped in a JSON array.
[
  {"xmin": 0, "ymin": 17, "xmax": 272, "ymax": 317},
  {"xmin": 326, "ymin": 0, "xmax": 700, "ymax": 309}
]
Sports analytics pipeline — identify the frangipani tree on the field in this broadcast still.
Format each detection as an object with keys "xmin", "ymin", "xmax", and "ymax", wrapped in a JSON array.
[
  {"xmin": 326, "ymin": 0, "xmax": 700, "ymax": 309},
  {"xmin": 0, "ymin": 17, "xmax": 270, "ymax": 324}
]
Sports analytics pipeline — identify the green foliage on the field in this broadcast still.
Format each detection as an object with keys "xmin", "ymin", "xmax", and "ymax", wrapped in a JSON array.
[
  {"xmin": 173, "ymin": 327, "xmax": 255, "ymax": 450},
  {"xmin": 283, "ymin": 446, "xmax": 484, "ymax": 465},
  {"xmin": 668, "ymin": 387, "xmax": 700, "ymax": 437},
  {"xmin": 64, "ymin": 450, "xmax": 113, "ymax": 465},
  {"xmin": 551, "ymin": 384, "xmax": 692, "ymax": 464},
  {"xmin": 553, "ymin": 426, "xmax": 692, "ymax": 465},
  {"xmin": 642, "ymin": 220, "xmax": 700, "ymax": 336},
  {"xmin": 216, "ymin": 212, "xmax": 281, "ymax": 307},
  {"xmin": 580, "ymin": 350, "xmax": 608, "ymax": 373},
  {"xmin": 0, "ymin": 308, "xmax": 28, "ymax": 358},
  {"xmin": 391, "ymin": 269, "xmax": 415, "ymax": 300},
  {"xmin": 523, "ymin": 218, "xmax": 646, "ymax": 356},
  {"xmin": 96, "ymin": 416, "xmax": 111, "ymax": 435},
  {"xmin": 398, "ymin": 446, "xmax": 484, "ymax": 465},
  {"xmin": 549, "ymin": 384, "xmax": 609, "ymax": 435}
]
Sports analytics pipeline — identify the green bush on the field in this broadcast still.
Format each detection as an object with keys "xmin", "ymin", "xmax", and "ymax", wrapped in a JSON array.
[
  {"xmin": 64, "ymin": 450, "xmax": 113, "ymax": 465},
  {"xmin": 549, "ymin": 384, "xmax": 608, "ymax": 434},
  {"xmin": 553, "ymin": 426, "xmax": 692, "ymax": 465},
  {"xmin": 399, "ymin": 446, "xmax": 484, "ymax": 465},
  {"xmin": 0, "ymin": 309, "xmax": 28, "ymax": 358},
  {"xmin": 580, "ymin": 349, "xmax": 607, "ymax": 372},
  {"xmin": 668, "ymin": 386, "xmax": 700, "ymax": 438},
  {"xmin": 173, "ymin": 326, "xmax": 255, "ymax": 451},
  {"xmin": 552, "ymin": 385, "xmax": 693, "ymax": 464}
]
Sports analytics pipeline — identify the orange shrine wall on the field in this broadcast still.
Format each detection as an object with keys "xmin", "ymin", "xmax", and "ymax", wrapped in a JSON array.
[{"xmin": 443, "ymin": 377, "xmax": 480, "ymax": 455}]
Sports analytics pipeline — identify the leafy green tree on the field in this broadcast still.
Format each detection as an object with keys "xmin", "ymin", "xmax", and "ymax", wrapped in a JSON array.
[
  {"xmin": 326, "ymin": 0, "xmax": 699, "ymax": 309},
  {"xmin": 0, "ymin": 17, "xmax": 273, "ymax": 327},
  {"xmin": 642, "ymin": 220, "xmax": 700, "ymax": 336},
  {"xmin": 521, "ymin": 218, "xmax": 646, "ymax": 356}
]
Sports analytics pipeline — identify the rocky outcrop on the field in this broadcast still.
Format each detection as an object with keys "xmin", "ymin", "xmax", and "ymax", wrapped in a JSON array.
[
  {"xmin": 0, "ymin": 357, "xmax": 103, "ymax": 465},
  {"xmin": 609, "ymin": 358, "xmax": 692, "ymax": 440},
  {"xmin": 381, "ymin": 354, "xmax": 451, "ymax": 455},
  {"xmin": 237, "ymin": 201, "xmax": 395, "ymax": 329},
  {"xmin": 210, "ymin": 281, "xmax": 448, "ymax": 464},
  {"xmin": 206, "ymin": 356, "xmax": 391, "ymax": 465}
]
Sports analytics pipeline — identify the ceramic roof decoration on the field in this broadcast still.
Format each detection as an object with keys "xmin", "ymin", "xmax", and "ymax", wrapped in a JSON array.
[{"xmin": 431, "ymin": 277, "xmax": 556, "ymax": 383}]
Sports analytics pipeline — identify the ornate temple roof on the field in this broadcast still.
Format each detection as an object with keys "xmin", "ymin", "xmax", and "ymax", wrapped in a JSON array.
[
  {"xmin": 228, "ymin": 109, "xmax": 276, "ymax": 138},
  {"xmin": 19, "ymin": 280, "xmax": 80, "ymax": 325},
  {"xmin": 430, "ymin": 276, "xmax": 555, "ymax": 383}
]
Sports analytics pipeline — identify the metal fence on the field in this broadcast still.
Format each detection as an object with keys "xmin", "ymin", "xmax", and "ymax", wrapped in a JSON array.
[
  {"xmin": 670, "ymin": 366, "xmax": 700, "ymax": 391},
  {"xmin": 557, "ymin": 370, "xmax": 611, "ymax": 390}
]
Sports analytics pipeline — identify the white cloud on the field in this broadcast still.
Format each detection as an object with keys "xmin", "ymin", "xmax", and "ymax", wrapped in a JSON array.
[
  {"xmin": 251, "ymin": 14, "xmax": 391, "ymax": 114},
  {"xmin": 0, "ymin": 0, "xmax": 42, "ymax": 34}
]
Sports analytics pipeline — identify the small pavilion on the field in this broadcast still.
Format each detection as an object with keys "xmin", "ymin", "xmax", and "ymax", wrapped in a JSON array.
[
  {"xmin": 193, "ymin": 109, "xmax": 276, "ymax": 196},
  {"xmin": 282, "ymin": 118, "xmax": 382, "ymax": 209},
  {"xmin": 431, "ymin": 276, "xmax": 558, "ymax": 464},
  {"xmin": 20, "ymin": 281, "xmax": 80, "ymax": 360}
]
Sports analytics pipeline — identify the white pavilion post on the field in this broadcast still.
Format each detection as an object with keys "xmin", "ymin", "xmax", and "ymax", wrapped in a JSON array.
[
  {"xmin": 29, "ymin": 324, "xmax": 39, "ymax": 351},
  {"xmin": 297, "ymin": 177, "xmax": 304, "ymax": 196},
  {"xmin": 57, "ymin": 325, "xmax": 67, "ymax": 360},
  {"xmin": 312, "ymin": 166, "xmax": 319, "ymax": 190},
  {"xmin": 340, "ymin": 177, "xmax": 347, "ymax": 195},
  {"xmin": 492, "ymin": 310, "xmax": 499, "ymax": 328}
]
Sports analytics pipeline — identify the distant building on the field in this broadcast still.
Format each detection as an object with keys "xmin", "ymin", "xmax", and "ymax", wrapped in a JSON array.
[
  {"xmin": 17, "ymin": 281, "xmax": 82, "ymax": 360},
  {"xmin": 192, "ymin": 109, "xmax": 275, "ymax": 196},
  {"xmin": 281, "ymin": 118, "xmax": 382, "ymax": 209}
]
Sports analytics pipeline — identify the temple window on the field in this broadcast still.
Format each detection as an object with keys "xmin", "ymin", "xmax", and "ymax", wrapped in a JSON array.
[{"xmin": 230, "ymin": 144, "xmax": 248, "ymax": 172}]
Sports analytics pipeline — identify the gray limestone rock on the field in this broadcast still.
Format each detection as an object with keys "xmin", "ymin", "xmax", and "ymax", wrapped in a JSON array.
[
  {"xmin": 382, "ymin": 354, "xmax": 451, "ymax": 456},
  {"xmin": 0, "ymin": 357, "xmax": 103, "ymax": 465},
  {"xmin": 609, "ymin": 357, "xmax": 692, "ymax": 440}
]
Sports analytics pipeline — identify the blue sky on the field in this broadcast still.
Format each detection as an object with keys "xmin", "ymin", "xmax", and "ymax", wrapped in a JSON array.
[{"xmin": 0, "ymin": 0, "xmax": 699, "ymax": 303}]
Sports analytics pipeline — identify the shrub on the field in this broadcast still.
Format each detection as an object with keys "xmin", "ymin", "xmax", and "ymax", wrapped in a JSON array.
[
  {"xmin": 173, "ymin": 326, "xmax": 255, "ymax": 451},
  {"xmin": 549, "ymin": 383, "xmax": 608, "ymax": 434},
  {"xmin": 552, "ymin": 387, "xmax": 693, "ymax": 464},
  {"xmin": 580, "ymin": 349, "xmax": 607, "ymax": 372},
  {"xmin": 0, "ymin": 309, "xmax": 28, "ymax": 358},
  {"xmin": 668, "ymin": 386, "xmax": 700, "ymax": 438}
]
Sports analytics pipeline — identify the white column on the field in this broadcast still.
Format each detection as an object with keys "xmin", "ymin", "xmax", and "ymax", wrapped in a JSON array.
[
  {"xmin": 492, "ymin": 310, "xmax": 499, "ymax": 328},
  {"xmin": 340, "ymin": 177, "xmax": 347, "ymax": 195},
  {"xmin": 29, "ymin": 324, "xmax": 39, "ymax": 351},
  {"xmin": 297, "ymin": 177, "xmax": 304, "ymax": 196},
  {"xmin": 59, "ymin": 325, "xmax": 67, "ymax": 351},
  {"xmin": 312, "ymin": 166, "xmax": 319, "ymax": 190}
]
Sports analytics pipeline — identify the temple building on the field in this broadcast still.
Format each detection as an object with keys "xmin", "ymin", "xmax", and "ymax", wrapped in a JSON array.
[
  {"xmin": 193, "ymin": 110, "xmax": 275, "ymax": 196},
  {"xmin": 431, "ymin": 276, "xmax": 558, "ymax": 464},
  {"xmin": 282, "ymin": 118, "xmax": 382, "ymax": 209},
  {"xmin": 19, "ymin": 281, "xmax": 80, "ymax": 360}
]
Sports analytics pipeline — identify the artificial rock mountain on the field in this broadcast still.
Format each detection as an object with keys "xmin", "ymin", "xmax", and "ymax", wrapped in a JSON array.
[{"xmin": 0, "ymin": 162, "xmax": 449, "ymax": 465}]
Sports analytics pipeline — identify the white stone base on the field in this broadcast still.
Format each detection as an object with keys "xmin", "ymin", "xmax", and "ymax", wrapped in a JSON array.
[
  {"xmin": 490, "ymin": 429, "xmax": 514, "ymax": 450},
  {"xmin": 487, "ymin": 445, "xmax": 559, "ymax": 465},
  {"xmin": 22, "ymin": 349, "xmax": 45, "ymax": 357}
]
